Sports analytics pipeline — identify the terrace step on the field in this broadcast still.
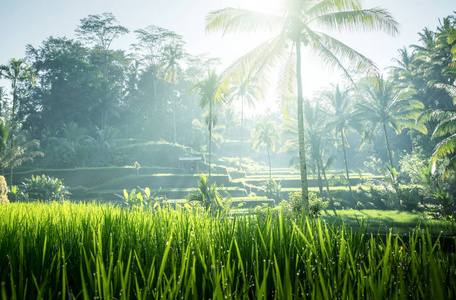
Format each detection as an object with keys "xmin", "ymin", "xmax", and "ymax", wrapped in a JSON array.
[{"xmin": 87, "ymin": 186, "xmax": 248, "ymax": 201}]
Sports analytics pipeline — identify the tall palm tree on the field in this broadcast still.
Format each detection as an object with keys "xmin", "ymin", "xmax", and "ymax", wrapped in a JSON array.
[
  {"xmin": 232, "ymin": 75, "xmax": 264, "ymax": 171},
  {"xmin": 323, "ymin": 84, "xmax": 361, "ymax": 195},
  {"xmin": 206, "ymin": 0, "xmax": 398, "ymax": 209},
  {"xmin": 0, "ymin": 59, "xmax": 35, "ymax": 148},
  {"xmin": 251, "ymin": 120, "xmax": 280, "ymax": 180},
  {"xmin": 279, "ymin": 99, "xmax": 334, "ymax": 200},
  {"xmin": 190, "ymin": 71, "xmax": 228, "ymax": 184},
  {"xmin": 356, "ymin": 75, "xmax": 427, "ymax": 169},
  {"xmin": 0, "ymin": 87, "xmax": 7, "ymax": 118},
  {"xmin": 161, "ymin": 41, "xmax": 185, "ymax": 144}
]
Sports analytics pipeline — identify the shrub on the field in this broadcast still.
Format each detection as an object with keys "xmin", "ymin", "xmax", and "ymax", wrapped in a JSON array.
[
  {"xmin": 0, "ymin": 175, "xmax": 8, "ymax": 204},
  {"xmin": 16, "ymin": 174, "xmax": 70, "ymax": 202},
  {"xmin": 287, "ymin": 192, "xmax": 328, "ymax": 217},
  {"xmin": 263, "ymin": 178, "xmax": 282, "ymax": 203},
  {"xmin": 309, "ymin": 192, "xmax": 328, "ymax": 217}
]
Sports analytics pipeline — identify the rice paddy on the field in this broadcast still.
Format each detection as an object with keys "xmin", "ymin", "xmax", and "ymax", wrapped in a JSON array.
[{"xmin": 0, "ymin": 201, "xmax": 455, "ymax": 299}]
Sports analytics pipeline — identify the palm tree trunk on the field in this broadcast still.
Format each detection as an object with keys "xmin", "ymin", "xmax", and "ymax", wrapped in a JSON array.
[
  {"xmin": 9, "ymin": 84, "xmax": 18, "ymax": 149},
  {"xmin": 208, "ymin": 102, "xmax": 213, "ymax": 185},
  {"xmin": 296, "ymin": 41, "xmax": 309, "ymax": 210},
  {"xmin": 239, "ymin": 96, "xmax": 244, "ymax": 171},
  {"xmin": 153, "ymin": 76, "xmax": 157, "ymax": 111},
  {"xmin": 9, "ymin": 166, "xmax": 13, "ymax": 188},
  {"xmin": 340, "ymin": 129, "xmax": 353, "ymax": 196},
  {"xmin": 267, "ymin": 145, "xmax": 271, "ymax": 180},
  {"xmin": 319, "ymin": 157, "xmax": 332, "ymax": 200},
  {"xmin": 173, "ymin": 95, "xmax": 177, "ymax": 144},
  {"xmin": 316, "ymin": 161, "xmax": 323, "ymax": 195},
  {"xmin": 382, "ymin": 122, "xmax": 394, "ymax": 169}
]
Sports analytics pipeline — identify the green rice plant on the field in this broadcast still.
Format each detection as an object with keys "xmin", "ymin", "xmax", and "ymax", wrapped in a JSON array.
[
  {"xmin": 0, "ymin": 202, "xmax": 455, "ymax": 299},
  {"xmin": 117, "ymin": 187, "xmax": 164, "ymax": 208}
]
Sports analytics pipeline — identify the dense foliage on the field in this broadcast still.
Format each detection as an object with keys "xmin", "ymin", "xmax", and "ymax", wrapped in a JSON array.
[{"xmin": 0, "ymin": 11, "xmax": 455, "ymax": 199}]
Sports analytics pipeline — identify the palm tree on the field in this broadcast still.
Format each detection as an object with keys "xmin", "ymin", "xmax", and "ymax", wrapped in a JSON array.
[
  {"xmin": 356, "ymin": 75, "xmax": 427, "ymax": 169},
  {"xmin": 190, "ymin": 71, "xmax": 228, "ymax": 184},
  {"xmin": 0, "ymin": 120, "xmax": 43, "ymax": 186},
  {"xmin": 161, "ymin": 41, "xmax": 185, "ymax": 144},
  {"xmin": 187, "ymin": 174, "xmax": 224, "ymax": 211},
  {"xmin": 0, "ymin": 87, "xmax": 7, "ymax": 118},
  {"xmin": 232, "ymin": 75, "xmax": 264, "ymax": 171},
  {"xmin": 191, "ymin": 115, "xmax": 226, "ymax": 152},
  {"xmin": 89, "ymin": 83, "xmax": 121, "ymax": 130},
  {"xmin": 206, "ymin": 0, "xmax": 398, "ymax": 209},
  {"xmin": 426, "ymin": 108, "xmax": 456, "ymax": 179},
  {"xmin": 279, "ymin": 99, "xmax": 334, "ymax": 200},
  {"xmin": 251, "ymin": 120, "xmax": 280, "ymax": 180},
  {"xmin": 323, "ymin": 84, "xmax": 361, "ymax": 195},
  {"xmin": 0, "ymin": 59, "xmax": 35, "ymax": 148}
]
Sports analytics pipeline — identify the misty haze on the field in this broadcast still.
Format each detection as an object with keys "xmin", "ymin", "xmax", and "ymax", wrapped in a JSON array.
[{"xmin": 0, "ymin": 0, "xmax": 455, "ymax": 298}]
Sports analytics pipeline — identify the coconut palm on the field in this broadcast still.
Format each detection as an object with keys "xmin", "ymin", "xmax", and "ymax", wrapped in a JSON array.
[
  {"xmin": 206, "ymin": 0, "xmax": 398, "ymax": 209},
  {"xmin": 231, "ymin": 75, "xmax": 264, "ymax": 171},
  {"xmin": 0, "ymin": 87, "xmax": 7, "ymax": 118},
  {"xmin": 279, "ymin": 99, "xmax": 334, "ymax": 199},
  {"xmin": 0, "ymin": 120, "xmax": 43, "ymax": 186},
  {"xmin": 191, "ymin": 115, "xmax": 226, "ymax": 152},
  {"xmin": 251, "ymin": 120, "xmax": 280, "ymax": 180},
  {"xmin": 0, "ymin": 59, "xmax": 35, "ymax": 147},
  {"xmin": 161, "ymin": 41, "xmax": 185, "ymax": 144},
  {"xmin": 187, "ymin": 174, "xmax": 224, "ymax": 211},
  {"xmin": 190, "ymin": 71, "xmax": 228, "ymax": 184},
  {"xmin": 356, "ymin": 75, "xmax": 427, "ymax": 169},
  {"xmin": 425, "ymin": 108, "xmax": 456, "ymax": 179},
  {"xmin": 323, "ymin": 84, "xmax": 361, "ymax": 195}
]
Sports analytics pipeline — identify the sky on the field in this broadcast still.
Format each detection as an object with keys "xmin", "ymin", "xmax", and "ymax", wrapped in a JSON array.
[{"xmin": 1, "ymin": 0, "xmax": 456, "ymax": 113}]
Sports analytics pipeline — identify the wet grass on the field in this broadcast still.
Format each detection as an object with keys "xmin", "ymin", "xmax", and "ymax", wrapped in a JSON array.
[{"xmin": 0, "ymin": 202, "xmax": 455, "ymax": 299}]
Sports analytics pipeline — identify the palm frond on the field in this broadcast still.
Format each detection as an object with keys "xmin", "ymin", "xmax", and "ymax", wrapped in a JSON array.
[
  {"xmin": 307, "ymin": 30, "xmax": 377, "ymax": 84},
  {"xmin": 276, "ymin": 50, "xmax": 296, "ymax": 119},
  {"xmin": 315, "ymin": 8, "xmax": 398, "ymax": 36},
  {"xmin": 432, "ymin": 115, "xmax": 456, "ymax": 137},
  {"xmin": 307, "ymin": 0, "xmax": 362, "ymax": 19},
  {"xmin": 431, "ymin": 133, "xmax": 456, "ymax": 165},
  {"xmin": 205, "ymin": 8, "xmax": 283, "ymax": 36},
  {"xmin": 442, "ymin": 155, "xmax": 456, "ymax": 180}
]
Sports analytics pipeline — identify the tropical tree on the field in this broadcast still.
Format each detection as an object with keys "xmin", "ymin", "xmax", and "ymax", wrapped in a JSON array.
[
  {"xmin": 251, "ymin": 120, "xmax": 280, "ymax": 180},
  {"xmin": 24, "ymin": 37, "xmax": 105, "ymax": 135},
  {"xmin": 356, "ymin": 75, "xmax": 427, "ymax": 169},
  {"xmin": 0, "ymin": 59, "xmax": 35, "ymax": 147},
  {"xmin": 231, "ymin": 75, "xmax": 264, "ymax": 171},
  {"xmin": 279, "ymin": 99, "xmax": 334, "ymax": 199},
  {"xmin": 206, "ymin": 0, "xmax": 398, "ymax": 209},
  {"xmin": 132, "ymin": 26, "xmax": 182, "ymax": 110},
  {"xmin": 0, "ymin": 121, "xmax": 43, "ymax": 186},
  {"xmin": 43, "ymin": 122, "xmax": 93, "ymax": 168},
  {"xmin": 425, "ymin": 109, "xmax": 456, "ymax": 179},
  {"xmin": 187, "ymin": 174, "xmax": 225, "ymax": 211},
  {"xmin": 75, "ymin": 12, "xmax": 129, "ymax": 50},
  {"xmin": 323, "ymin": 84, "xmax": 361, "ymax": 195},
  {"xmin": 191, "ymin": 116, "xmax": 226, "ymax": 152},
  {"xmin": 161, "ymin": 41, "xmax": 185, "ymax": 144},
  {"xmin": 89, "ymin": 82, "xmax": 121, "ymax": 130},
  {"xmin": 0, "ymin": 87, "xmax": 7, "ymax": 118},
  {"xmin": 190, "ymin": 71, "xmax": 228, "ymax": 184}
]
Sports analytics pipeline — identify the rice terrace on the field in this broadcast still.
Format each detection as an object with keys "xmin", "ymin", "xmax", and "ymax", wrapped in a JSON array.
[{"xmin": 0, "ymin": 0, "xmax": 456, "ymax": 298}]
